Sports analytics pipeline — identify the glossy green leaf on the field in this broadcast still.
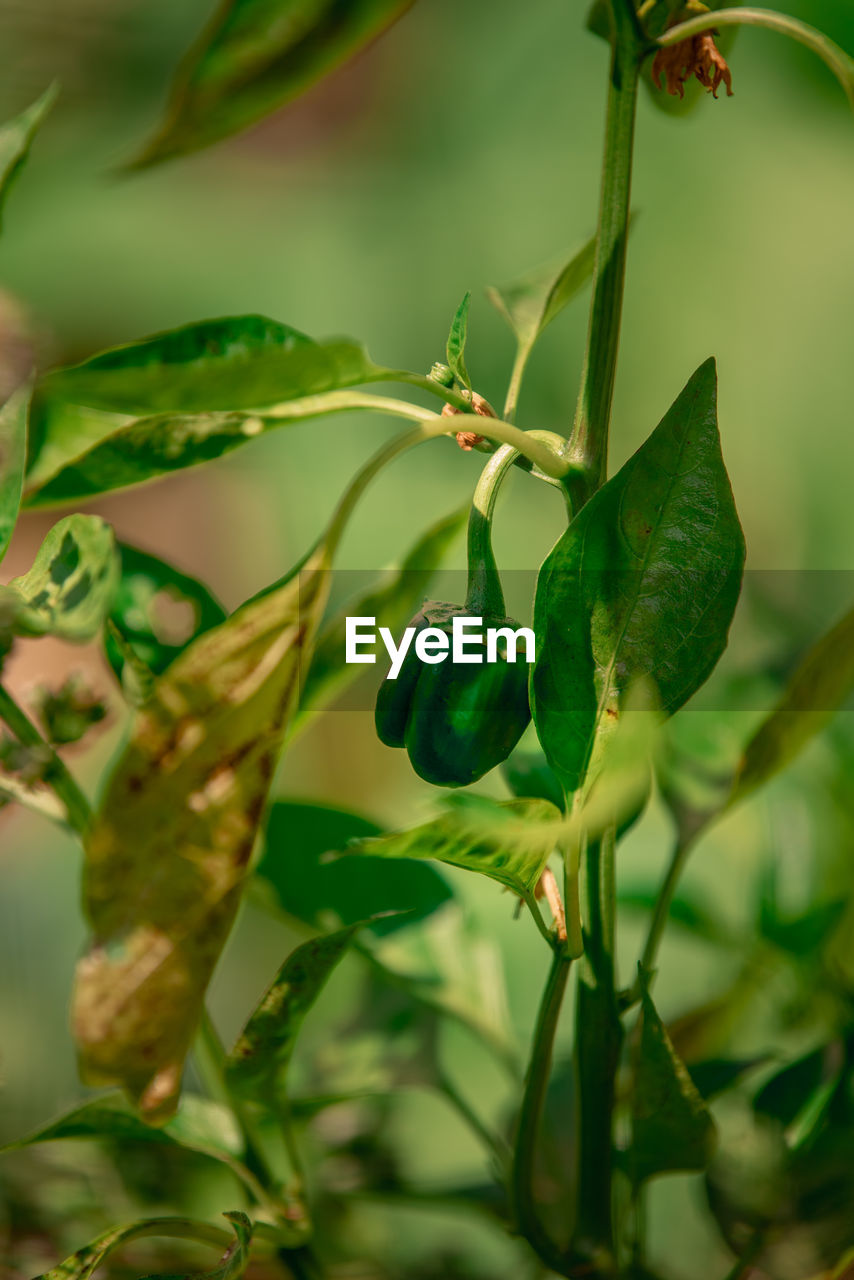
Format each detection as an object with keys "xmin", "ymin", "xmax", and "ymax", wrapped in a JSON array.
[
  {"xmin": 292, "ymin": 505, "xmax": 466, "ymax": 734},
  {"xmin": 0, "ymin": 382, "xmax": 30, "ymax": 564},
  {"xmin": 446, "ymin": 292, "xmax": 472, "ymax": 391},
  {"xmin": 130, "ymin": 0, "xmax": 415, "ymax": 168},
  {"xmin": 630, "ymin": 981, "xmax": 717, "ymax": 1183},
  {"xmin": 255, "ymin": 800, "xmax": 452, "ymax": 937},
  {"xmin": 33, "ymin": 1213, "xmax": 246, "ymax": 1280},
  {"xmin": 105, "ymin": 543, "xmax": 227, "ymax": 688},
  {"xmin": 732, "ymin": 601, "xmax": 854, "ymax": 803},
  {"xmin": 532, "ymin": 358, "xmax": 744, "ymax": 794},
  {"xmin": 0, "ymin": 85, "xmax": 56, "ymax": 228},
  {"xmin": 225, "ymin": 924, "xmax": 361, "ymax": 1096},
  {"xmin": 8, "ymin": 514, "xmax": 119, "ymax": 642},
  {"xmin": 349, "ymin": 795, "xmax": 561, "ymax": 903},
  {"xmin": 72, "ymin": 547, "xmax": 332, "ymax": 1121},
  {"xmin": 487, "ymin": 233, "xmax": 596, "ymax": 354},
  {"xmin": 27, "ymin": 316, "xmax": 390, "ymax": 500}
]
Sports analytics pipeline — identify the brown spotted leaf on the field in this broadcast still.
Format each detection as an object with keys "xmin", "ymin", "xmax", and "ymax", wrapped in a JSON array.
[{"xmin": 72, "ymin": 549, "xmax": 331, "ymax": 1121}]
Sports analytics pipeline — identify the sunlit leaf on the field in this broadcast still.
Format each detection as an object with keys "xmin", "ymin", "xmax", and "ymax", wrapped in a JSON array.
[
  {"xmin": 33, "ymin": 1213, "xmax": 246, "ymax": 1280},
  {"xmin": 732, "ymin": 601, "xmax": 854, "ymax": 803},
  {"xmin": 7, "ymin": 514, "xmax": 119, "ymax": 642},
  {"xmin": 0, "ymin": 85, "xmax": 56, "ymax": 228},
  {"xmin": 0, "ymin": 382, "xmax": 30, "ymax": 564},
  {"xmin": 630, "ymin": 979, "xmax": 717, "ymax": 1183},
  {"xmin": 72, "ymin": 547, "xmax": 332, "ymax": 1121},
  {"xmin": 532, "ymin": 358, "xmax": 744, "ymax": 795},
  {"xmin": 446, "ymin": 292, "xmax": 472, "ymax": 391},
  {"xmin": 255, "ymin": 800, "xmax": 452, "ymax": 937},
  {"xmin": 225, "ymin": 924, "xmax": 361, "ymax": 1097},
  {"xmin": 292, "ymin": 505, "xmax": 466, "ymax": 734},
  {"xmin": 105, "ymin": 543, "xmax": 227, "ymax": 687},
  {"xmin": 130, "ymin": 0, "xmax": 415, "ymax": 168},
  {"xmin": 349, "ymin": 795, "xmax": 560, "ymax": 902}
]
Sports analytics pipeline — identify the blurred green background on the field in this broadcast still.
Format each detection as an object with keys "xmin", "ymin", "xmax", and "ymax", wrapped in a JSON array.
[{"xmin": 1, "ymin": 1, "xmax": 853, "ymax": 1276}]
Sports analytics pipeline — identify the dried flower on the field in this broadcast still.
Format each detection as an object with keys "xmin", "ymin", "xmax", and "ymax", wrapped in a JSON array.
[
  {"xmin": 441, "ymin": 390, "xmax": 495, "ymax": 451},
  {"xmin": 652, "ymin": 29, "xmax": 733, "ymax": 99}
]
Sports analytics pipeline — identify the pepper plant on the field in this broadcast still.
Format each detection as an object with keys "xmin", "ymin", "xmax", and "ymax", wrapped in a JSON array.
[{"xmin": 1, "ymin": 2, "xmax": 854, "ymax": 1278}]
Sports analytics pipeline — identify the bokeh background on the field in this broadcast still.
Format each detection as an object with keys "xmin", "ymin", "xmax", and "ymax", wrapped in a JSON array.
[{"xmin": 1, "ymin": 1, "xmax": 853, "ymax": 1276}]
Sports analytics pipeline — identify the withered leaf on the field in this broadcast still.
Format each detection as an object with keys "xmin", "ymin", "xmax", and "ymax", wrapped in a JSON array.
[{"xmin": 72, "ymin": 549, "xmax": 331, "ymax": 1121}]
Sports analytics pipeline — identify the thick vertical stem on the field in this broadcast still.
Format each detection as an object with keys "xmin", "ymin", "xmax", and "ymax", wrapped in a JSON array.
[
  {"xmin": 571, "ymin": 828, "xmax": 622, "ymax": 1275},
  {"xmin": 567, "ymin": 2, "xmax": 642, "ymax": 505},
  {"xmin": 511, "ymin": 948, "xmax": 573, "ymax": 1274}
]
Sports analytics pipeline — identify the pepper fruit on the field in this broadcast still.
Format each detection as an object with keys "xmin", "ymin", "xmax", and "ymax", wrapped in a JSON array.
[
  {"xmin": 375, "ymin": 443, "xmax": 532, "ymax": 788},
  {"xmin": 375, "ymin": 601, "xmax": 531, "ymax": 787}
]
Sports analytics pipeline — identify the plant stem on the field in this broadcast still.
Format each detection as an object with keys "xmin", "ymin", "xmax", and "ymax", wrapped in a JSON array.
[
  {"xmin": 510, "ymin": 948, "xmax": 572, "ymax": 1275},
  {"xmin": 0, "ymin": 682, "xmax": 92, "ymax": 837},
  {"xmin": 639, "ymin": 835, "xmax": 693, "ymax": 979},
  {"xmin": 567, "ymin": 0, "xmax": 642, "ymax": 505},
  {"xmin": 570, "ymin": 827, "xmax": 622, "ymax": 1276},
  {"xmin": 438, "ymin": 1069, "xmax": 510, "ymax": 1169}
]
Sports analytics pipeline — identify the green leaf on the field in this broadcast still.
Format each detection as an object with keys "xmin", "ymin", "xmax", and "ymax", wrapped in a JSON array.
[
  {"xmin": 72, "ymin": 546, "xmax": 332, "ymax": 1121},
  {"xmin": 33, "ymin": 1214, "xmax": 246, "ymax": 1280},
  {"xmin": 292, "ymin": 505, "xmax": 466, "ymax": 735},
  {"xmin": 255, "ymin": 800, "xmax": 452, "ymax": 937},
  {"xmin": 500, "ymin": 748, "xmax": 566, "ymax": 812},
  {"xmin": 4, "ymin": 1092, "xmax": 242, "ymax": 1160},
  {"xmin": 446, "ymin": 292, "xmax": 472, "ymax": 391},
  {"xmin": 0, "ymin": 382, "xmax": 30, "ymax": 564},
  {"xmin": 105, "ymin": 543, "xmax": 227, "ymax": 687},
  {"xmin": 225, "ymin": 925, "xmax": 360, "ymax": 1097},
  {"xmin": 630, "ymin": 981, "xmax": 717, "ymax": 1183},
  {"xmin": 27, "ymin": 317, "xmax": 390, "ymax": 500},
  {"xmin": 618, "ymin": 881, "xmax": 731, "ymax": 944},
  {"xmin": 7, "ymin": 514, "xmax": 119, "ymax": 642},
  {"xmin": 129, "ymin": 0, "xmax": 415, "ymax": 168},
  {"xmin": 0, "ymin": 85, "xmax": 56, "ymax": 229},
  {"xmin": 349, "ymin": 795, "xmax": 561, "ymax": 903},
  {"xmin": 487, "ymin": 233, "xmax": 597, "ymax": 354},
  {"xmin": 732, "ymin": 601, "xmax": 854, "ymax": 803},
  {"xmin": 531, "ymin": 358, "xmax": 744, "ymax": 795}
]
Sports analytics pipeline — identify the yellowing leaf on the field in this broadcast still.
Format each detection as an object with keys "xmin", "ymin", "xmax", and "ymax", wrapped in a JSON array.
[{"xmin": 72, "ymin": 549, "xmax": 331, "ymax": 1121}]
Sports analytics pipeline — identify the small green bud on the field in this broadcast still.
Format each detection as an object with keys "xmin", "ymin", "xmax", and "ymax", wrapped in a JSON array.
[{"xmin": 429, "ymin": 362, "xmax": 455, "ymax": 388}]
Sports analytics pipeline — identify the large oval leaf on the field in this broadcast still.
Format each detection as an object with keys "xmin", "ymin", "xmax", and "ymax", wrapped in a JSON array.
[{"xmin": 531, "ymin": 358, "xmax": 744, "ymax": 795}]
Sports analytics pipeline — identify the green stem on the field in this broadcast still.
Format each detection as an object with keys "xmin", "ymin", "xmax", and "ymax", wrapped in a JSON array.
[
  {"xmin": 568, "ymin": 0, "xmax": 642, "ymax": 504},
  {"xmin": 571, "ymin": 828, "xmax": 622, "ymax": 1276},
  {"xmin": 659, "ymin": 8, "xmax": 854, "ymax": 110},
  {"xmin": 510, "ymin": 949, "xmax": 573, "ymax": 1275},
  {"xmin": 0, "ymin": 682, "xmax": 92, "ymax": 837},
  {"xmin": 466, "ymin": 445, "xmax": 517, "ymax": 616},
  {"xmin": 639, "ymin": 835, "xmax": 693, "ymax": 979},
  {"xmin": 503, "ymin": 341, "xmax": 533, "ymax": 423}
]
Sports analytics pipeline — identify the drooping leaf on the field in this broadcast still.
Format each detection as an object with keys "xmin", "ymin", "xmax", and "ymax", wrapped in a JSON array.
[
  {"xmin": 618, "ymin": 880, "xmax": 731, "ymax": 945},
  {"xmin": 0, "ymin": 85, "xmax": 56, "ymax": 228},
  {"xmin": 0, "ymin": 382, "xmax": 30, "ymax": 563},
  {"xmin": 225, "ymin": 924, "xmax": 361, "ymax": 1097},
  {"xmin": 532, "ymin": 358, "xmax": 744, "ymax": 795},
  {"xmin": 446, "ymin": 292, "xmax": 472, "ymax": 391},
  {"xmin": 7, "ymin": 514, "xmax": 119, "ymax": 642},
  {"xmin": 130, "ymin": 0, "xmax": 415, "ymax": 168},
  {"xmin": 292, "ymin": 505, "xmax": 466, "ymax": 734},
  {"xmin": 105, "ymin": 543, "xmax": 227, "ymax": 687},
  {"xmin": 732, "ymin": 601, "xmax": 854, "ymax": 804},
  {"xmin": 33, "ymin": 1213, "xmax": 247, "ymax": 1280},
  {"xmin": 630, "ymin": 981, "xmax": 717, "ymax": 1183},
  {"xmin": 255, "ymin": 800, "xmax": 452, "ymax": 937},
  {"xmin": 487, "ymin": 232, "xmax": 596, "ymax": 357},
  {"xmin": 27, "ymin": 316, "xmax": 391, "ymax": 501},
  {"xmin": 72, "ymin": 547, "xmax": 332, "ymax": 1121},
  {"xmin": 349, "ymin": 795, "xmax": 561, "ymax": 903},
  {"xmin": 753, "ymin": 1048, "xmax": 827, "ymax": 1129}
]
